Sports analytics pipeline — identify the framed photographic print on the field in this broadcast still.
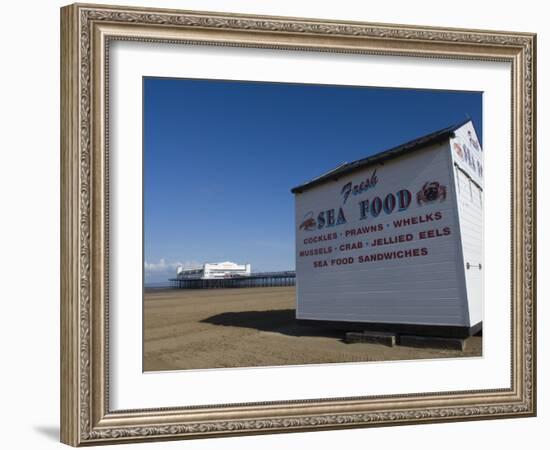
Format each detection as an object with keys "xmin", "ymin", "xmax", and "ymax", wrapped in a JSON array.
[{"xmin": 60, "ymin": 3, "xmax": 536, "ymax": 446}]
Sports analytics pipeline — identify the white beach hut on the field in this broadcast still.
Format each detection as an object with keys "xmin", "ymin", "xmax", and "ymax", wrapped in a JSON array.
[{"xmin": 291, "ymin": 120, "xmax": 483, "ymax": 337}]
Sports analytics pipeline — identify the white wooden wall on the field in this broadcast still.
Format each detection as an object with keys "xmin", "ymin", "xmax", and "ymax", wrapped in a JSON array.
[
  {"xmin": 295, "ymin": 140, "xmax": 470, "ymax": 327},
  {"xmin": 450, "ymin": 121, "xmax": 484, "ymax": 327}
]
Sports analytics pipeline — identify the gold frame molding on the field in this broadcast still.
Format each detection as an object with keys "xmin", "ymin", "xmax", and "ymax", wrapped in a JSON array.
[{"xmin": 60, "ymin": 3, "xmax": 536, "ymax": 446}]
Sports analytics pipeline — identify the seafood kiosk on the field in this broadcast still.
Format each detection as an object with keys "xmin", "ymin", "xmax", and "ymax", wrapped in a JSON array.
[{"xmin": 291, "ymin": 120, "xmax": 483, "ymax": 338}]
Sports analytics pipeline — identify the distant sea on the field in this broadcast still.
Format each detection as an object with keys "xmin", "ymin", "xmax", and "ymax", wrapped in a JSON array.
[{"xmin": 144, "ymin": 281, "xmax": 172, "ymax": 289}]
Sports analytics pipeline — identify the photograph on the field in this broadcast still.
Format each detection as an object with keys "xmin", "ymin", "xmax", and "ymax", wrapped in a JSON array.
[
  {"xmin": 58, "ymin": 2, "xmax": 536, "ymax": 446},
  {"xmin": 143, "ymin": 78, "xmax": 484, "ymax": 371}
]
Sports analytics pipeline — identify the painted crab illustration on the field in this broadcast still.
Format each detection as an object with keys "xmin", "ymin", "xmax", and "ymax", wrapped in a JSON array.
[
  {"xmin": 299, "ymin": 212, "xmax": 316, "ymax": 231},
  {"xmin": 417, "ymin": 181, "xmax": 447, "ymax": 205},
  {"xmin": 453, "ymin": 142, "xmax": 464, "ymax": 159}
]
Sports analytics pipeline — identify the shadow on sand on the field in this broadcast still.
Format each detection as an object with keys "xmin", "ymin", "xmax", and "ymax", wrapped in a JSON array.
[{"xmin": 201, "ymin": 309, "xmax": 343, "ymax": 338}]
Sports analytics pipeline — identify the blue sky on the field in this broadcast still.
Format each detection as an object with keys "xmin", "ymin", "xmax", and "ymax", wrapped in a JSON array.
[{"xmin": 143, "ymin": 77, "xmax": 482, "ymax": 283}]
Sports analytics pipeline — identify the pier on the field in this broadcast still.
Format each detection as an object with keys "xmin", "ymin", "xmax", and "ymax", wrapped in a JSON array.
[{"xmin": 169, "ymin": 271, "xmax": 296, "ymax": 289}]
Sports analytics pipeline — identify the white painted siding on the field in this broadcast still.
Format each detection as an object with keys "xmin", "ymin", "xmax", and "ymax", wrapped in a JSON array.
[
  {"xmin": 295, "ymin": 141, "xmax": 470, "ymax": 327},
  {"xmin": 450, "ymin": 122, "xmax": 484, "ymax": 326}
]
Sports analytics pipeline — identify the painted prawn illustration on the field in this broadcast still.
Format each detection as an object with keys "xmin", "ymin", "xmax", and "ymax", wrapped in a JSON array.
[
  {"xmin": 417, "ymin": 181, "xmax": 447, "ymax": 205},
  {"xmin": 299, "ymin": 211, "xmax": 316, "ymax": 231}
]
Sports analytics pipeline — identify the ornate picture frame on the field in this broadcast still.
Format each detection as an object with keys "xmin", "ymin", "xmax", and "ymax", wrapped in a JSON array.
[{"xmin": 60, "ymin": 3, "xmax": 536, "ymax": 446}]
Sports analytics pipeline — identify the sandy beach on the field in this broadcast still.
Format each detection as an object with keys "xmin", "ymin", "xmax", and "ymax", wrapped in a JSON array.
[{"xmin": 144, "ymin": 286, "xmax": 481, "ymax": 371}]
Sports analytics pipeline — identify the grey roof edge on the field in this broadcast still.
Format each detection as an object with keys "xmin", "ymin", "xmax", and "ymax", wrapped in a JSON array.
[{"xmin": 291, "ymin": 119, "xmax": 472, "ymax": 194}]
